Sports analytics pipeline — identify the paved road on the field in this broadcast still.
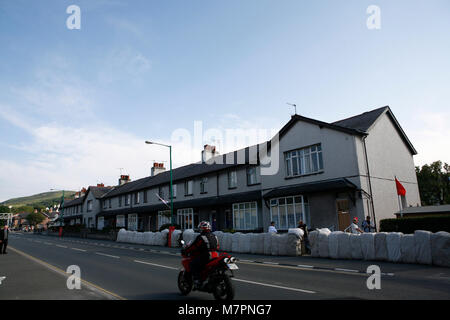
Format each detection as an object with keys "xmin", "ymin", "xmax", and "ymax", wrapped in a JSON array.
[{"xmin": 3, "ymin": 232, "xmax": 450, "ymax": 300}]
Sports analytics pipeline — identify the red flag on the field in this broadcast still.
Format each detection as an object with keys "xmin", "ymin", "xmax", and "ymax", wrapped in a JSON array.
[{"xmin": 395, "ymin": 178, "xmax": 406, "ymax": 196}]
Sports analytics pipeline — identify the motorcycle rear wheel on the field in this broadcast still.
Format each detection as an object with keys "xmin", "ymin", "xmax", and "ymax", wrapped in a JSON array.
[
  {"xmin": 178, "ymin": 271, "xmax": 193, "ymax": 295},
  {"xmin": 213, "ymin": 274, "xmax": 235, "ymax": 301}
]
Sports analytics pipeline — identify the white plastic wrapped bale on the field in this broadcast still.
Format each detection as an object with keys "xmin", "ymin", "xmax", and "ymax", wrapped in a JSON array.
[
  {"xmin": 171, "ymin": 230, "xmax": 182, "ymax": 247},
  {"xmin": 160, "ymin": 229, "xmax": 170, "ymax": 246},
  {"xmin": 431, "ymin": 231, "xmax": 450, "ymax": 267},
  {"xmin": 288, "ymin": 228, "xmax": 304, "ymax": 239},
  {"xmin": 414, "ymin": 230, "xmax": 432, "ymax": 265},
  {"xmin": 309, "ymin": 231, "xmax": 319, "ymax": 257},
  {"xmin": 255, "ymin": 233, "xmax": 265, "ymax": 254},
  {"xmin": 286, "ymin": 233, "xmax": 301, "ymax": 256},
  {"xmin": 318, "ymin": 231, "xmax": 330, "ymax": 258},
  {"xmin": 263, "ymin": 233, "xmax": 273, "ymax": 255},
  {"xmin": 350, "ymin": 234, "xmax": 363, "ymax": 260},
  {"xmin": 386, "ymin": 232, "xmax": 403, "ymax": 263},
  {"xmin": 116, "ymin": 228, "xmax": 127, "ymax": 242},
  {"xmin": 337, "ymin": 232, "xmax": 351, "ymax": 259},
  {"xmin": 360, "ymin": 233, "xmax": 376, "ymax": 261},
  {"xmin": 182, "ymin": 229, "xmax": 196, "ymax": 245},
  {"xmin": 243, "ymin": 233, "xmax": 252, "ymax": 253},
  {"xmin": 271, "ymin": 234, "xmax": 280, "ymax": 256},
  {"xmin": 232, "ymin": 232, "xmax": 242, "ymax": 253},
  {"xmin": 249, "ymin": 233, "xmax": 259, "ymax": 254},
  {"xmin": 137, "ymin": 232, "xmax": 145, "ymax": 244},
  {"xmin": 374, "ymin": 232, "xmax": 388, "ymax": 261},
  {"xmin": 221, "ymin": 232, "xmax": 232, "ymax": 252},
  {"xmin": 237, "ymin": 233, "xmax": 250, "ymax": 254},
  {"xmin": 328, "ymin": 231, "xmax": 343, "ymax": 259},
  {"xmin": 277, "ymin": 234, "xmax": 289, "ymax": 256},
  {"xmin": 400, "ymin": 234, "xmax": 416, "ymax": 264},
  {"xmin": 142, "ymin": 232, "xmax": 151, "ymax": 245},
  {"xmin": 129, "ymin": 231, "xmax": 138, "ymax": 244}
]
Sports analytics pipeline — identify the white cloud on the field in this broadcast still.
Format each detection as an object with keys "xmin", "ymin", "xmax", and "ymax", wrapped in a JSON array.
[{"xmin": 409, "ymin": 111, "xmax": 450, "ymax": 166}]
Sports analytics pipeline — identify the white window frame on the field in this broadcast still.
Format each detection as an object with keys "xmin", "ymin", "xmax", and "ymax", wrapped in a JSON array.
[
  {"xmin": 200, "ymin": 177, "xmax": 208, "ymax": 193},
  {"xmin": 285, "ymin": 144, "xmax": 323, "ymax": 177},
  {"xmin": 269, "ymin": 195, "xmax": 310, "ymax": 230},
  {"xmin": 158, "ymin": 210, "xmax": 171, "ymax": 229},
  {"xmin": 185, "ymin": 180, "xmax": 193, "ymax": 196},
  {"xmin": 232, "ymin": 202, "xmax": 258, "ymax": 230},
  {"xmin": 177, "ymin": 208, "xmax": 196, "ymax": 230},
  {"xmin": 228, "ymin": 170, "xmax": 237, "ymax": 189},
  {"xmin": 246, "ymin": 167, "xmax": 259, "ymax": 185}
]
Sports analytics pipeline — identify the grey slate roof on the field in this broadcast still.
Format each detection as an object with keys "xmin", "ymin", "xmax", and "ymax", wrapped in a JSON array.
[
  {"xmin": 89, "ymin": 186, "xmax": 113, "ymax": 199},
  {"xmin": 101, "ymin": 106, "xmax": 416, "ymax": 199},
  {"xmin": 332, "ymin": 106, "xmax": 388, "ymax": 132},
  {"xmin": 62, "ymin": 196, "xmax": 85, "ymax": 208}
]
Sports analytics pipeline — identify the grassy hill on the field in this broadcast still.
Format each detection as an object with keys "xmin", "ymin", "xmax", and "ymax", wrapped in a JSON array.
[{"xmin": 0, "ymin": 191, "xmax": 77, "ymax": 210}]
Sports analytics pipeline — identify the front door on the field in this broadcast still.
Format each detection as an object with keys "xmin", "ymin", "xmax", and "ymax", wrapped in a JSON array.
[{"xmin": 336, "ymin": 199, "xmax": 350, "ymax": 231}]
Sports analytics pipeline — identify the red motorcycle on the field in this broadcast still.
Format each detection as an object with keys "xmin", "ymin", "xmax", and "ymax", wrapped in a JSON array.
[{"xmin": 177, "ymin": 240, "xmax": 238, "ymax": 300}]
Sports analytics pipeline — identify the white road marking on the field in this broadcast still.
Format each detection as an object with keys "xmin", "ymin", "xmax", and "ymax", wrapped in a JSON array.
[
  {"xmin": 71, "ymin": 248, "xmax": 87, "ymax": 252},
  {"xmin": 297, "ymin": 264, "xmax": 314, "ymax": 268},
  {"xmin": 96, "ymin": 252, "xmax": 120, "ymax": 259},
  {"xmin": 44, "ymin": 242, "xmax": 52, "ymax": 245},
  {"xmin": 262, "ymin": 261, "xmax": 279, "ymax": 265},
  {"xmin": 334, "ymin": 268, "xmax": 359, "ymax": 273},
  {"xmin": 56, "ymin": 245, "xmax": 67, "ymax": 248},
  {"xmin": 233, "ymin": 278, "xmax": 316, "ymax": 294},
  {"xmin": 134, "ymin": 260, "xmax": 178, "ymax": 270}
]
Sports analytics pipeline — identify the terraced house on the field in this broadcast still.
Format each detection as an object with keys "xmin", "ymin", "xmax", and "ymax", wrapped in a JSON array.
[
  {"xmin": 61, "ymin": 184, "xmax": 113, "ymax": 227},
  {"xmin": 96, "ymin": 106, "xmax": 420, "ymax": 233}
]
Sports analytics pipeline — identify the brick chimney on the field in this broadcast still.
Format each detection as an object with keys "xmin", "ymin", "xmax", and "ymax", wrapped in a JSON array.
[
  {"xmin": 118, "ymin": 175, "xmax": 131, "ymax": 186},
  {"xmin": 151, "ymin": 162, "xmax": 166, "ymax": 176},
  {"xmin": 97, "ymin": 183, "xmax": 105, "ymax": 187},
  {"xmin": 202, "ymin": 144, "xmax": 219, "ymax": 163}
]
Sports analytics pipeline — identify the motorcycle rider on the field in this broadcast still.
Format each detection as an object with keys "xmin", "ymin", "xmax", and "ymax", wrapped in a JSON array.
[{"xmin": 184, "ymin": 221, "xmax": 219, "ymax": 289}]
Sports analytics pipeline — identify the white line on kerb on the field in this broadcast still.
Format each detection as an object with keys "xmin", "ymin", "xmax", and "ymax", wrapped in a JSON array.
[
  {"xmin": 96, "ymin": 252, "xmax": 120, "ymax": 259},
  {"xmin": 233, "ymin": 278, "xmax": 316, "ymax": 294},
  {"xmin": 71, "ymin": 248, "xmax": 87, "ymax": 252},
  {"xmin": 134, "ymin": 260, "xmax": 178, "ymax": 270},
  {"xmin": 262, "ymin": 261, "xmax": 279, "ymax": 265},
  {"xmin": 297, "ymin": 264, "xmax": 314, "ymax": 268}
]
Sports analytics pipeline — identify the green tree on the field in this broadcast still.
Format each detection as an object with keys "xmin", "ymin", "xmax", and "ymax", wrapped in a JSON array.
[
  {"xmin": 26, "ymin": 212, "xmax": 46, "ymax": 228},
  {"xmin": 0, "ymin": 205, "xmax": 10, "ymax": 213},
  {"xmin": 416, "ymin": 161, "xmax": 450, "ymax": 205}
]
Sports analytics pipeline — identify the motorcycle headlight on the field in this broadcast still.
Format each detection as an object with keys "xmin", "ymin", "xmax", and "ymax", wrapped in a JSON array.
[
  {"xmin": 230, "ymin": 257, "xmax": 236, "ymax": 263},
  {"xmin": 224, "ymin": 257, "xmax": 230, "ymax": 263}
]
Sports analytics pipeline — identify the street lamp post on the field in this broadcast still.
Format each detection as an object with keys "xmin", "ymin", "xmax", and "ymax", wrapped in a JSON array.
[{"xmin": 145, "ymin": 141, "xmax": 174, "ymax": 225}]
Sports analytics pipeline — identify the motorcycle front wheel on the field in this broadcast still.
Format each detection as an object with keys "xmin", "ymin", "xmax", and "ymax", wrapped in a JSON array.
[
  {"xmin": 178, "ymin": 271, "xmax": 193, "ymax": 296},
  {"xmin": 213, "ymin": 274, "xmax": 235, "ymax": 301}
]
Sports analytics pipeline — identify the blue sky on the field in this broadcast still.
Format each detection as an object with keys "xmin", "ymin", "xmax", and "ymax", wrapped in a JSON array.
[{"xmin": 0, "ymin": 0, "xmax": 449, "ymax": 201}]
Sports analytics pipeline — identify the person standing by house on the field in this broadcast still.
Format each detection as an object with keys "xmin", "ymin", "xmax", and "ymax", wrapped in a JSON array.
[
  {"xmin": 0, "ymin": 225, "xmax": 9, "ymax": 254},
  {"xmin": 297, "ymin": 220, "xmax": 310, "ymax": 254},
  {"xmin": 362, "ymin": 216, "xmax": 375, "ymax": 233},
  {"xmin": 268, "ymin": 221, "xmax": 277, "ymax": 233},
  {"xmin": 346, "ymin": 217, "xmax": 363, "ymax": 234}
]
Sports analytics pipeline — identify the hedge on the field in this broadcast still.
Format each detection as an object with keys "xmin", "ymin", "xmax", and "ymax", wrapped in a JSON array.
[{"xmin": 379, "ymin": 215, "xmax": 450, "ymax": 233}]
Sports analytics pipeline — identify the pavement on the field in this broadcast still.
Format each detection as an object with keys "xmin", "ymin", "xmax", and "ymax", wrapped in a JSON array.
[{"xmin": 2, "ymin": 231, "xmax": 450, "ymax": 300}]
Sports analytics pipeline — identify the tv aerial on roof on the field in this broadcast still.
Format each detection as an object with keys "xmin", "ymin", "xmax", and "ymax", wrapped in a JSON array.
[{"xmin": 287, "ymin": 102, "xmax": 297, "ymax": 115}]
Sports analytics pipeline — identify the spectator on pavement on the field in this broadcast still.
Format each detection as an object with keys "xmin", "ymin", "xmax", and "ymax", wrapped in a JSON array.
[
  {"xmin": 297, "ymin": 220, "xmax": 310, "ymax": 254},
  {"xmin": 0, "ymin": 225, "xmax": 9, "ymax": 254},
  {"xmin": 268, "ymin": 221, "xmax": 277, "ymax": 233},
  {"xmin": 362, "ymin": 216, "xmax": 376, "ymax": 233},
  {"xmin": 346, "ymin": 217, "xmax": 363, "ymax": 234}
]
